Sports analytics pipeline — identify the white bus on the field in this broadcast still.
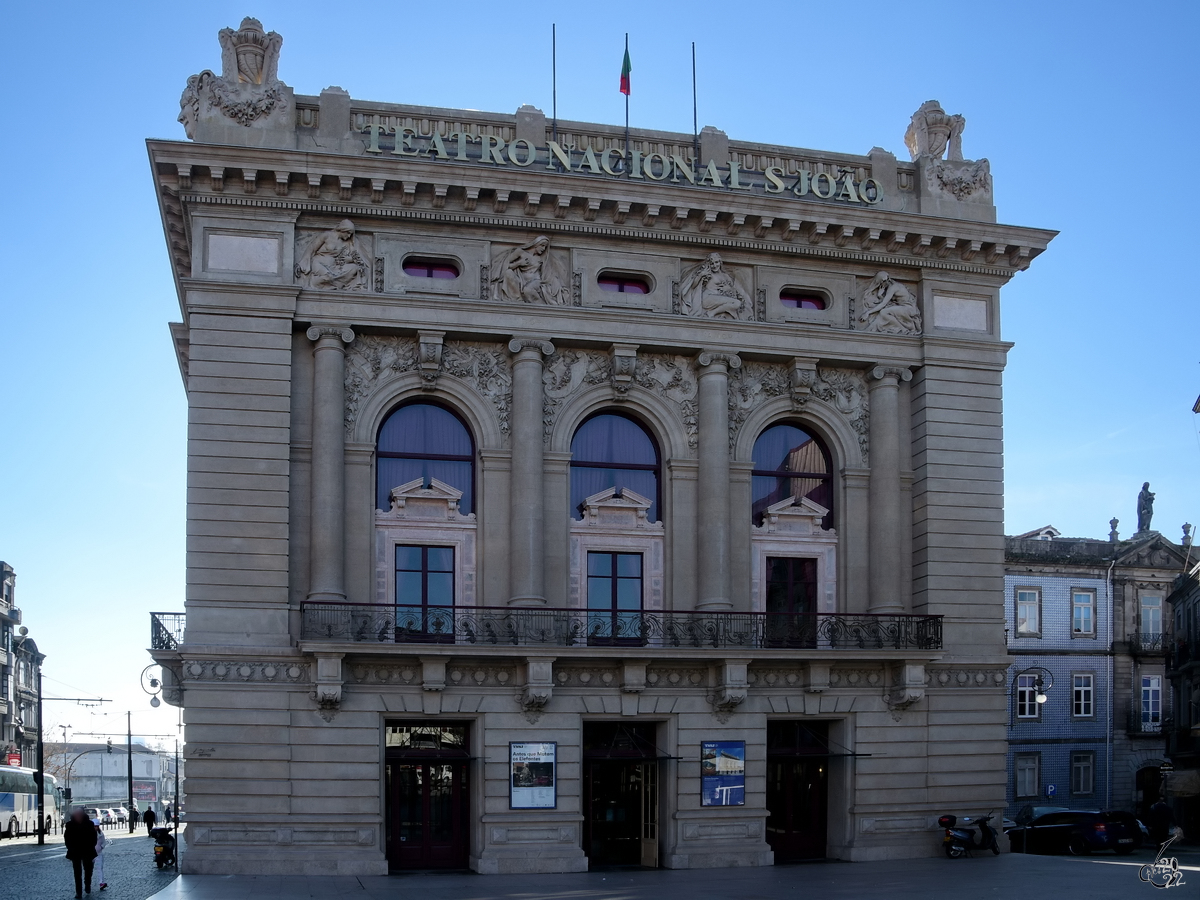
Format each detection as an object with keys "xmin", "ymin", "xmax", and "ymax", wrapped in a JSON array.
[{"xmin": 0, "ymin": 765, "xmax": 59, "ymax": 837}]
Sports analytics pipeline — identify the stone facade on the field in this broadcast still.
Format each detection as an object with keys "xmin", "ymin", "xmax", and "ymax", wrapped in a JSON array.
[{"xmin": 148, "ymin": 19, "xmax": 1056, "ymax": 876}]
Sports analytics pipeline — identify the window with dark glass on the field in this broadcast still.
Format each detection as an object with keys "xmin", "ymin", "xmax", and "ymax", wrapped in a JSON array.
[
  {"xmin": 597, "ymin": 273, "xmax": 650, "ymax": 294},
  {"xmin": 764, "ymin": 557, "xmax": 817, "ymax": 648},
  {"xmin": 779, "ymin": 289, "xmax": 827, "ymax": 310},
  {"xmin": 402, "ymin": 257, "xmax": 460, "ymax": 279},
  {"xmin": 570, "ymin": 413, "xmax": 660, "ymax": 521},
  {"xmin": 377, "ymin": 403, "xmax": 474, "ymax": 513},
  {"xmin": 395, "ymin": 545, "xmax": 454, "ymax": 641},
  {"xmin": 751, "ymin": 424, "xmax": 832, "ymax": 526},
  {"xmin": 587, "ymin": 551, "xmax": 643, "ymax": 644}
]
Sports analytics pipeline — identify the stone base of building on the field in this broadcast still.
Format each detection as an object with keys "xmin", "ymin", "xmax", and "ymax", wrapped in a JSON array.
[
  {"xmin": 471, "ymin": 849, "xmax": 590, "ymax": 874},
  {"xmin": 181, "ymin": 847, "xmax": 388, "ymax": 876},
  {"xmin": 662, "ymin": 848, "xmax": 775, "ymax": 868}
]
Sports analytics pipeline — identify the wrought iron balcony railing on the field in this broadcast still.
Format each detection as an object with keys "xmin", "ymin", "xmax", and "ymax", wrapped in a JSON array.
[
  {"xmin": 299, "ymin": 603, "xmax": 943, "ymax": 651},
  {"xmin": 1127, "ymin": 704, "xmax": 1165, "ymax": 735},
  {"xmin": 150, "ymin": 612, "xmax": 186, "ymax": 650},
  {"xmin": 1131, "ymin": 629, "xmax": 1170, "ymax": 657}
]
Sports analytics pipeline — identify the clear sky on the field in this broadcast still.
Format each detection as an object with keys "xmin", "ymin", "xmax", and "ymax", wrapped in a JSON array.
[{"xmin": 1, "ymin": 1, "xmax": 1196, "ymax": 738}]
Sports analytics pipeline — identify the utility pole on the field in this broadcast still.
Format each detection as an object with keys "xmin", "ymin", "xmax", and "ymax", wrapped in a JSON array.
[
  {"xmin": 173, "ymin": 740, "xmax": 180, "ymax": 870},
  {"xmin": 35, "ymin": 664, "xmax": 44, "ymax": 845},
  {"xmin": 127, "ymin": 712, "xmax": 134, "ymax": 832}
]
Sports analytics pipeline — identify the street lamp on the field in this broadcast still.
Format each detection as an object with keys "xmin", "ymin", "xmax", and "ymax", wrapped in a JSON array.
[{"xmin": 1010, "ymin": 666, "xmax": 1055, "ymax": 726}]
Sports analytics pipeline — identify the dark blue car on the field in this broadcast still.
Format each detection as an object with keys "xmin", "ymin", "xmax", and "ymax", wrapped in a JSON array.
[{"xmin": 1006, "ymin": 809, "xmax": 1142, "ymax": 855}]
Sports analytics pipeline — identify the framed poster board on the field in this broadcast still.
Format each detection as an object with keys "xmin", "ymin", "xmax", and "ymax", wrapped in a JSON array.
[
  {"xmin": 700, "ymin": 740, "xmax": 745, "ymax": 806},
  {"xmin": 510, "ymin": 742, "xmax": 557, "ymax": 809}
]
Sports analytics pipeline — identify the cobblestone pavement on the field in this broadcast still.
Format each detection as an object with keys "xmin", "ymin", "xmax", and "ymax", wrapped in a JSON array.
[
  {"xmin": 0, "ymin": 827, "xmax": 179, "ymax": 900},
  {"xmin": 141, "ymin": 843, "xmax": 1200, "ymax": 900}
]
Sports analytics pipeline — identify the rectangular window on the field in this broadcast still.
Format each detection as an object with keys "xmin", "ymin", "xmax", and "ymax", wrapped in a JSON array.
[
  {"xmin": 586, "ymin": 551, "xmax": 643, "ymax": 645},
  {"xmin": 1016, "ymin": 589, "xmax": 1040, "ymax": 636},
  {"xmin": 764, "ymin": 557, "xmax": 818, "ymax": 648},
  {"xmin": 1072, "ymin": 590, "xmax": 1096, "ymax": 636},
  {"xmin": 1143, "ymin": 676, "xmax": 1163, "ymax": 732},
  {"xmin": 1015, "ymin": 754, "xmax": 1039, "ymax": 799},
  {"xmin": 1071, "ymin": 752, "xmax": 1095, "ymax": 796},
  {"xmin": 1073, "ymin": 673, "xmax": 1094, "ymax": 717},
  {"xmin": 1016, "ymin": 674, "xmax": 1041, "ymax": 719},
  {"xmin": 1141, "ymin": 596, "xmax": 1163, "ymax": 639},
  {"xmin": 394, "ymin": 545, "xmax": 454, "ymax": 642}
]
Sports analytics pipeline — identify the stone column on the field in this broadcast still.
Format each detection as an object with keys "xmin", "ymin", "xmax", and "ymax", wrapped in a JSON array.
[
  {"xmin": 695, "ymin": 351, "xmax": 741, "ymax": 610},
  {"xmin": 507, "ymin": 338, "xmax": 554, "ymax": 606},
  {"xmin": 306, "ymin": 325, "xmax": 355, "ymax": 602},
  {"xmin": 867, "ymin": 365, "xmax": 911, "ymax": 614}
]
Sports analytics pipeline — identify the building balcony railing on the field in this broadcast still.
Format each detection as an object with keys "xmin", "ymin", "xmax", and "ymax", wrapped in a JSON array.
[
  {"xmin": 1167, "ymin": 639, "xmax": 1200, "ymax": 673},
  {"xmin": 298, "ymin": 603, "xmax": 943, "ymax": 651},
  {"xmin": 150, "ymin": 612, "xmax": 186, "ymax": 650},
  {"xmin": 1131, "ymin": 629, "xmax": 1171, "ymax": 658},
  {"xmin": 1127, "ymin": 705, "xmax": 1165, "ymax": 735}
]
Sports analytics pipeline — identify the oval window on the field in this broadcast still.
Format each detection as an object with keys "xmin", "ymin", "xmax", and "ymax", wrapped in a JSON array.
[
  {"xmin": 779, "ymin": 289, "xmax": 827, "ymax": 310},
  {"xmin": 598, "ymin": 274, "xmax": 651, "ymax": 294},
  {"xmin": 403, "ymin": 257, "xmax": 460, "ymax": 279}
]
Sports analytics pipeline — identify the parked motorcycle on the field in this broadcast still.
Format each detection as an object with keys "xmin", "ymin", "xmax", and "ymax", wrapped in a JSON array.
[
  {"xmin": 151, "ymin": 825, "xmax": 177, "ymax": 869},
  {"xmin": 938, "ymin": 812, "xmax": 1000, "ymax": 858}
]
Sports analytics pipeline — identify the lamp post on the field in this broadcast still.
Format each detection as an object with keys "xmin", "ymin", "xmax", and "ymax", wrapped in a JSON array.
[{"xmin": 1010, "ymin": 666, "xmax": 1054, "ymax": 727}]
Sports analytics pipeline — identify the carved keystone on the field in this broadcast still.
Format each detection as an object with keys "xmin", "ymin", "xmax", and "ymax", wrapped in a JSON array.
[
  {"xmin": 791, "ymin": 357, "xmax": 819, "ymax": 408},
  {"xmin": 521, "ymin": 657, "xmax": 555, "ymax": 720},
  {"xmin": 417, "ymin": 331, "xmax": 445, "ymax": 391},
  {"xmin": 313, "ymin": 652, "xmax": 344, "ymax": 719},
  {"xmin": 611, "ymin": 344, "xmax": 637, "ymax": 400}
]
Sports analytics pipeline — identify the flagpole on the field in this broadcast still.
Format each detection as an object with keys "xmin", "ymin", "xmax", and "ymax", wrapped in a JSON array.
[
  {"xmin": 552, "ymin": 24, "xmax": 557, "ymax": 144},
  {"xmin": 691, "ymin": 42, "xmax": 699, "ymax": 165},
  {"xmin": 624, "ymin": 32, "xmax": 630, "ymax": 175}
]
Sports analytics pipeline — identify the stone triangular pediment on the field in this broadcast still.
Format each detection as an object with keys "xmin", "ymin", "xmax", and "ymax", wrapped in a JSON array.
[
  {"xmin": 1013, "ymin": 525, "xmax": 1061, "ymax": 541},
  {"xmin": 577, "ymin": 487, "xmax": 660, "ymax": 529},
  {"xmin": 1116, "ymin": 533, "xmax": 1188, "ymax": 570},
  {"xmin": 758, "ymin": 495, "xmax": 835, "ymax": 536},
  {"xmin": 385, "ymin": 477, "xmax": 472, "ymax": 519}
]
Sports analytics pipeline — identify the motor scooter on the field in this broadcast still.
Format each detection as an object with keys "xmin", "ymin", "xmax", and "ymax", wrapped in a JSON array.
[
  {"xmin": 150, "ymin": 825, "xmax": 177, "ymax": 869},
  {"xmin": 938, "ymin": 812, "xmax": 1000, "ymax": 858}
]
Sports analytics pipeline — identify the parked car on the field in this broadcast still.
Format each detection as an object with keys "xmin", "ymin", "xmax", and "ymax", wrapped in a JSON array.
[
  {"xmin": 114, "ymin": 806, "xmax": 128, "ymax": 825},
  {"xmin": 1006, "ymin": 809, "xmax": 1142, "ymax": 855},
  {"xmin": 84, "ymin": 807, "xmax": 101, "ymax": 824}
]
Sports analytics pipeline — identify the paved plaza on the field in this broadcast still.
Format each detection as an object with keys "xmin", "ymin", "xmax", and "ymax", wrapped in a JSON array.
[
  {"xmin": 134, "ymin": 846, "xmax": 1197, "ymax": 900},
  {"xmin": 0, "ymin": 826, "xmax": 179, "ymax": 900}
]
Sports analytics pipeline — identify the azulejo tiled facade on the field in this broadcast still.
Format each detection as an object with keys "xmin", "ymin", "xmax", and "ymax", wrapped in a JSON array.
[{"xmin": 149, "ymin": 17, "xmax": 1056, "ymax": 876}]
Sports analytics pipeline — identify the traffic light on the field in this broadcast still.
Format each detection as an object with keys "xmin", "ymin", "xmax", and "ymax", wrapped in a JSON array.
[{"xmin": 106, "ymin": 738, "xmax": 112, "ymax": 754}]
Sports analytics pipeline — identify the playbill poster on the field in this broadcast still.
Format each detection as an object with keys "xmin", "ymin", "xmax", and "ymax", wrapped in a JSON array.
[
  {"xmin": 701, "ymin": 740, "xmax": 746, "ymax": 806},
  {"xmin": 510, "ymin": 742, "xmax": 557, "ymax": 809}
]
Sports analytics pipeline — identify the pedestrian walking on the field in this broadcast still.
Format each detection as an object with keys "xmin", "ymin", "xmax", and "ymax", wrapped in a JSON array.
[
  {"xmin": 143, "ymin": 806, "xmax": 157, "ymax": 835},
  {"xmin": 94, "ymin": 820, "xmax": 108, "ymax": 891},
  {"xmin": 64, "ymin": 808, "xmax": 98, "ymax": 899},
  {"xmin": 1148, "ymin": 798, "xmax": 1178, "ymax": 846}
]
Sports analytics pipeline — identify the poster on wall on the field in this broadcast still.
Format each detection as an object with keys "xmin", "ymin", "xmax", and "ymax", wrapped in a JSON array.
[
  {"xmin": 510, "ymin": 742, "xmax": 557, "ymax": 809},
  {"xmin": 701, "ymin": 740, "xmax": 746, "ymax": 806}
]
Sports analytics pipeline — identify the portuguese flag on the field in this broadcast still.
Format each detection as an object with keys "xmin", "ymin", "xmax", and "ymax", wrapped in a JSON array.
[{"xmin": 620, "ymin": 41, "xmax": 631, "ymax": 95}]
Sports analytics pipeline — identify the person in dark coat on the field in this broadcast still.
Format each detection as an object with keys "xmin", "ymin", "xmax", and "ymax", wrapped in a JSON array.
[
  {"xmin": 1148, "ymin": 799, "xmax": 1177, "ymax": 846},
  {"xmin": 143, "ymin": 806, "xmax": 157, "ymax": 835},
  {"xmin": 64, "ymin": 808, "xmax": 98, "ymax": 898}
]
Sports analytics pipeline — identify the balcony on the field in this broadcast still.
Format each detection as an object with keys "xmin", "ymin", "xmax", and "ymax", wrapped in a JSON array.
[
  {"xmin": 1128, "ymin": 705, "xmax": 1165, "ymax": 736},
  {"xmin": 1131, "ymin": 628, "xmax": 1171, "ymax": 658},
  {"xmin": 150, "ymin": 612, "xmax": 186, "ymax": 650},
  {"xmin": 298, "ymin": 603, "xmax": 943, "ymax": 652}
]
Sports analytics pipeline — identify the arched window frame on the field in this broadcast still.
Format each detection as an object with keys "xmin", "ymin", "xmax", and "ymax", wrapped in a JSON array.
[
  {"xmin": 375, "ymin": 401, "xmax": 476, "ymax": 514},
  {"xmin": 750, "ymin": 422, "xmax": 834, "ymax": 529},
  {"xmin": 569, "ymin": 411, "xmax": 662, "ymax": 523}
]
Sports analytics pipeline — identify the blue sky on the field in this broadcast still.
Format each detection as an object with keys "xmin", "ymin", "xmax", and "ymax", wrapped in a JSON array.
[{"xmin": 1, "ymin": 1, "xmax": 1196, "ymax": 734}]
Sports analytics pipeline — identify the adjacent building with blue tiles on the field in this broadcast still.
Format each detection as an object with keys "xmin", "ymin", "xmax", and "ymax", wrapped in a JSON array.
[{"xmin": 1004, "ymin": 520, "xmax": 1187, "ymax": 821}]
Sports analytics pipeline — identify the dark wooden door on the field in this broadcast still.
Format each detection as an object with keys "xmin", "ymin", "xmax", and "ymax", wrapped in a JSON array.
[
  {"xmin": 584, "ymin": 760, "xmax": 648, "ymax": 866},
  {"xmin": 385, "ymin": 761, "xmax": 468, "ymax": 869},
  {"xmin": 766, "ymin": 756, "xmax": 828, "ymax": 861}
]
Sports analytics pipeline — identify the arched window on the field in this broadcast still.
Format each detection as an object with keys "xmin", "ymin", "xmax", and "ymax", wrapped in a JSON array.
[
  {"xmin": 751, "ymin": 423, "xmax": 832, "ymax": 526},
  {"xmin": 570, "ymin": 413, "xmax": 660, "ymax": 522},
  {"xmin": 376, "ymin": 403, "xmax": 474, "ymax": 513}
]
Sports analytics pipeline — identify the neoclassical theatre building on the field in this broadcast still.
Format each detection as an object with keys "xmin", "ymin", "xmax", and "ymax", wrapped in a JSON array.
[{"xmin": 148, "ymin": 18, "xmax": 1055, "ymax": 875}]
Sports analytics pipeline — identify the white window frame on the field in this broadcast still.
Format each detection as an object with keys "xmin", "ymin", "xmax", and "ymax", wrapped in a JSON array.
[
  {"xmin": 1072, "ymin": 672, "xmax": 1094, "ymax": 718},
  {"xmin": 1016, "ymin": 674, "xmax": 1041, "ymax": 720},
  {"xmin": 1142, "ymin": 675, "xmax": 1162, "ymax": 732},
  {"xmin": 1071, "ymin": 751, "xmax": 1095, "ymax": 797},
  {"xmin": 1072, "ymin": 589, "xmax": 1096, "ymax": 637},
  {"xmin": 1141, "ymin": 596, "xmax": 1163, "ymax": 639},
  {"xmin": 1015, "ymin": 754, "xmax": 1039, "ymax": 799},
  {"xmin": 1016, "ymin": 588, "xmax": 1041, "ymax": 637}
]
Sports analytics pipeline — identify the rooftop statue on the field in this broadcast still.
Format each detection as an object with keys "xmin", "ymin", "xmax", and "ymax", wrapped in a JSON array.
[
  {"xmin": 489, "ymin": 237, "xmax": 570, "ymax": 305},
  {"xmin": 178, "ymin": 17, "xmax": 292, "ymax": 142},
  {"xmin": 1137, "ymin": 482, "xmax": 1156, "ymax": 534},
  {"xmin": 904, "ymin": 100, "xmax": 991, "ymax": 205},
  {"xmin": 679, "ymin": 253, "xmax": 751, "ymax": 320},
  {"xmin": 858, "ymin": 272, "xmax": 922, "ymax": 335},
  {"xmin": 904, "ymin": 100, "xmax": 966, "ymax": 161}
]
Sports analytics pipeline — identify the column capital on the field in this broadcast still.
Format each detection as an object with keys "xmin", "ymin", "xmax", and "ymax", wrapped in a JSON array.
[
  {"xmin": 869, "ymin": 364, "xmax": 912, "ymax": 384},
  {"xmin": 507, "ymin": 337, "xmax": 555, "ymax": 358},
  {"xmin": 696, "ymin": 350, "xmax": 742, "ymax": 372},
  {"xmin": 306, "ymin": 324, "xmax": 355, "ymax": 344}
]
